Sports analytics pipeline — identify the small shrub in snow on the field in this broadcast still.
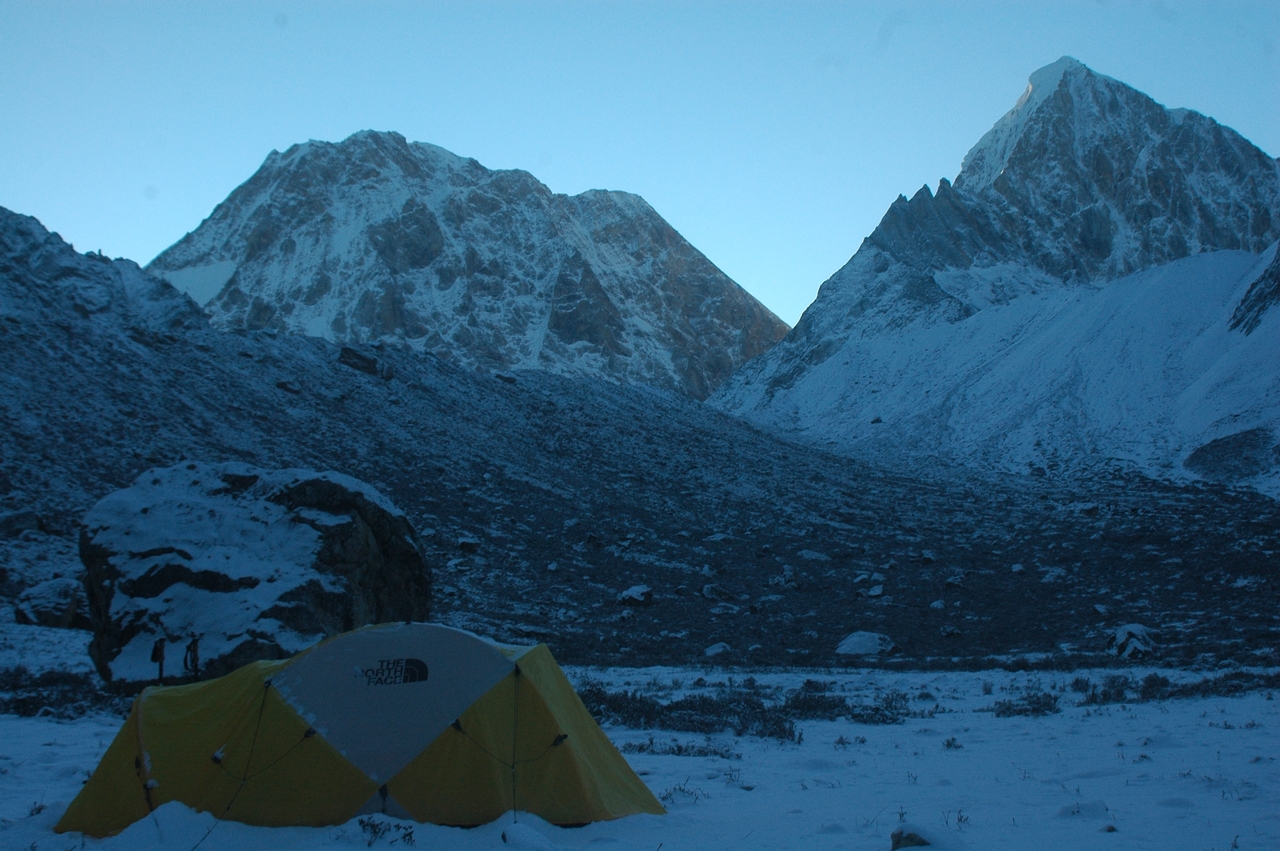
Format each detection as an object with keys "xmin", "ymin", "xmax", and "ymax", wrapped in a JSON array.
[
  {"xmin": 722, "ymin": 766, "xmax": 746, "ymax": 788},
  {"xmin": 1139, "ymin": 673, "xmax": 1172, "ymax": 701},
  {"xmin": 1101, "ymin": 674, "xmax": 1131, "ymax": 702},
  {"xmin": 666, "ymin": 693, "xmax": 795, "ymax": 740},
  {"xmin": 992, "ymin": 690, "xmax": 1060, "ymax": 717},
  {"xmin": 850, "ymin": 690, "xmax": 911, "ymax": 725},
  {"xmin": 0, "ymin": 666, "xmax": 126, "ymax": 719},
  {"xmin": 659, "ymin": 777, "xmax": 708, "ymax": 805},
  {"xmin": 577, "ymin": 681, "xmax": 796, "ymax": 740},
  {"xmin": 620, "ymin": 736, "xmax": 740, "ymax": 760},
  {"xmin": 783, "ymin": 683, "xmax": 849, "ymax": 721},
  {"xmin": 1080, "ymin": 674, "xmax": 1131, "ymax": 705},
  {"xmin": 582, "ymin": 677, "xmax": 957, "ymax": 741},
  {"xmin": 943, "ymin": 736, "xmax": 962, "ymax": 749},
  {"xmin": 358, "ymin": 817, "xmax": 415, "ymax": 847},
  {"xmin": 1168, "ymin": 670, "xmax": 1280, "ymax": 699},
  {"xmin": 887, "ymin": 690, "xmax": 911, "ymax": 711}
]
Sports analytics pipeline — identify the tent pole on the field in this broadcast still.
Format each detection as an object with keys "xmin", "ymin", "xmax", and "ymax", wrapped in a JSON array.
[{"xmin": 511, "ymin": 664, "xmax": 521, "ymax": 823}]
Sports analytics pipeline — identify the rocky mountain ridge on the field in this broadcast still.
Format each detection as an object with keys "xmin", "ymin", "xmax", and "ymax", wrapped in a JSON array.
[
  {"xmin": 147, "ymin": 131, "xmax": 787, "ymax": 400},
  {"xmin": 711, "ymin": 57, "xmax": 1280, "ymax": 492},
  {"xmin": 4, "ymin": 206, "xmax": 1278, "ymax": 671}
]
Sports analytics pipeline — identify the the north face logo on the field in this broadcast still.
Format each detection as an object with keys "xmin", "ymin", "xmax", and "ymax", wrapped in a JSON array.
[{"xmin": 358, "ymin": 658, "xmax": 429, "ymax": 686}]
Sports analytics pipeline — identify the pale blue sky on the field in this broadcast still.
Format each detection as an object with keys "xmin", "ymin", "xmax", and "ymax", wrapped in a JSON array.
[{"xmin": 2, "ymin": 1, "xmax": 1277, "ymax": 325}]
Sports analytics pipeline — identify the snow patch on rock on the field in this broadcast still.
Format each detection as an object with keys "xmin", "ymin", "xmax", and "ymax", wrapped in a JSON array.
[
  {"xmin": 835, "ymin": 631, "xmax": 895, "ymax": 656},
  {"xmin": 81, "ymin": 462, "xmax": 431, "ymax": 683},
  {"xmin": 159, "ymin": 260, "xmax": 238, "ymax": 306}
]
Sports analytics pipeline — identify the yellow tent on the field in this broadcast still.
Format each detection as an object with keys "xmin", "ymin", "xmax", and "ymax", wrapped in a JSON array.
[{"xmin": 56, "ymin": 623, "xmax": 664, "ymax": 837}]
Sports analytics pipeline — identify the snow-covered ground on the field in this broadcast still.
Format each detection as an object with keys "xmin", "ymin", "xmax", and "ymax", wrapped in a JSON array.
[
  {"xmin": 0, "ymin": 623, "xmax": 94, "ymax": 673},
  {"xmin": 2, "ymin": 635, "xmax": 1275, "ymax": 851}
]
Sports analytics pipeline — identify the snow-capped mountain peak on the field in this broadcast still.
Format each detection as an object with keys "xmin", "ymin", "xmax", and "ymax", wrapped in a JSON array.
[
  {"xmin": 147, "ymin": 131, "xmax": 788, "ymax": 400},
  {"xmin": 958, "ymin": 55, "xmax": 1088, "ymax": 192},
  {"xmin": 712, "ymin": 59, "xmax": 1280, "ymax": 494}
]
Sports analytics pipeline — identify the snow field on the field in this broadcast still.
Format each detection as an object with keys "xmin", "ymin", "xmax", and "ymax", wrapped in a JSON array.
[
  {"xmin": 0, "ymin": 623, "xmax": 94, "ymax": 675},
  {"xmin": 718, "ymin": 246, "xmax": 1280, "ymax": 495},
  {"xmin": 1, "ymin": 665, "xmax": 1276, "ymax": 850}
]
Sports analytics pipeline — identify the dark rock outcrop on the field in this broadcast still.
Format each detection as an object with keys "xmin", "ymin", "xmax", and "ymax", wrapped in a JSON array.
[
  {"xmin": 80, "ymin": 462, "xmax": 431, "ymax": 683},
  {"xmin": 1182, "ymin": 427, "xmax": 1279, "ymax": 481},
  {"xmin": 1230, "ymin": 248, "xmax": 1280, "ymax": 335}
]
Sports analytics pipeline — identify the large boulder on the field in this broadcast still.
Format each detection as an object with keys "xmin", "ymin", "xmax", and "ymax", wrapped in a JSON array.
[
  {"xmin": 81, "ymin": 462, "xmax": 431, "ymax": 683},
  {"xmin": 14, "ymin": 576, "xmax": 92, "ymax": 630},
  {"xmin": 1107, "ymin": 623, "xmax": 1158, "ymax": 659}
]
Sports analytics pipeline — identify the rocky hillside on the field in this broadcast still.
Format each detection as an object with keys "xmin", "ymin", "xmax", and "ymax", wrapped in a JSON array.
[
  {"xmin": 147, "ymin": 131, "xmax": 787, "ymax": 399},
  {"xmin": 712, "ymin": 57, "xmax": 1280, "ymax": 492},
  {"xmin": 5, "ymin": 206, "xmax": 1278, "ymax": 671}
]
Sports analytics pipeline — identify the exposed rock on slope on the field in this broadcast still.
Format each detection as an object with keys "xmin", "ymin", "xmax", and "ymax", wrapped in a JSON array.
[
  {"xmin": 712, "ymin": 58, "xmax": 1280, "ymax": 492},
  {"xmin": 1230, "ymin": 246, "xmax": 1280, "ymax": 335},
  {"xmin": 147, "ymin": 131, "xmax": 787, "ymax": 399},
  {"xmin": 0, "ymin": 207, "xmax": 203, "ymax": 339},
  {"xmin": 81, "ymin": 462, "xmax": 430, "ymax": 683},
  {"xmin": 15, "ymin": 577, "xmax": 89, "ymax": 630}
]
